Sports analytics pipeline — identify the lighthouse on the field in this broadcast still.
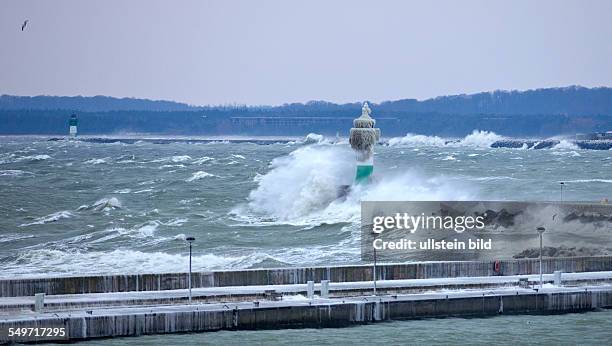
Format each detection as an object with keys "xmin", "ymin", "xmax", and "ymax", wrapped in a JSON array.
[
  {"xmin": 349, "ymin": 102, "xmax": 380, "ymax": 183},
  {"xmin": 69, "ymin": 114, "xmax": 78, "ymax": 138}
]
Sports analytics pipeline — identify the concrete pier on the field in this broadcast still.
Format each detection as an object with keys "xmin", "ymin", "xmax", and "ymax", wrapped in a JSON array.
[
  {"xmin": 3, "ymin": 256, "xmax": 611, "ymax": 297},
  {"xmin": 2, "ymin": 283, "xmax": 611, "ymax": 343},
  {"xmin": 2, "ymin": 257, "xmax": 612, "ymax": 343},
  {"xmin": 2, "ymin": 271, "xmax": 608, "ymax": 313}
]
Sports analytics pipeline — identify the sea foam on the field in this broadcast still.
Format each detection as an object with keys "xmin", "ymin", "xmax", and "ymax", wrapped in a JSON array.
[{"xmin": 186, "ymin": 171, "xmax": 216, "ymax": 182}]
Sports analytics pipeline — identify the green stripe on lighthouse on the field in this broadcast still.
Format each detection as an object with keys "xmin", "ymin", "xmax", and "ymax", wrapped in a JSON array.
[
  {"xmin": 355, "ymin": 165, "xmax": 374, "ymax": 183},
  {"xmin": 349, "ymin": 102, "xmax": 380, "ymax": 184}
]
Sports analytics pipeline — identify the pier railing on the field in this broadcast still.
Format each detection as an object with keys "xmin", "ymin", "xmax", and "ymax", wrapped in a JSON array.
[{"xmin": 2, "ymin": 256, "xmax": 612, "ymax": 297}]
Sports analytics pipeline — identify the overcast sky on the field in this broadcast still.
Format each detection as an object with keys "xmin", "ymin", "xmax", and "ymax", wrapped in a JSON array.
[{"xmin": 1, "ymin": 0, "xmax": 611, "ymax": 106}]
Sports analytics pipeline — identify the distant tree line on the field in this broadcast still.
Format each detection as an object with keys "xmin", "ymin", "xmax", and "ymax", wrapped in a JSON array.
[{"xmin": 1, "ymin": 86, "xmax": 612, "ymax": 137}]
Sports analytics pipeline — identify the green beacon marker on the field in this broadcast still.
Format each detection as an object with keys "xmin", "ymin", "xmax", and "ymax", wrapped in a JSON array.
[{"xmin": 69, "ymin": 114, "xmax": 78, "ymax": 138}]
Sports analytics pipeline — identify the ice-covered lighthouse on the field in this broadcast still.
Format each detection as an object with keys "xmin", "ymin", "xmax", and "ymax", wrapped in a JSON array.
[{"xmin": 349, "ymin": 102, "xmax": 380, "ymax": 183}]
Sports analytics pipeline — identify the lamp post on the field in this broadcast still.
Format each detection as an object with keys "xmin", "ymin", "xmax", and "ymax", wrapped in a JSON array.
[
  {"xmin": 560, "ymin": 182, "xmax": 565, "ymax": 202},
  {"xmin": 536, "ymin": 227, "xmax": 545, "ymax": 289},
  {"xmin": 186, "ymin": 236, "xmax": 195, "ymax": 303}
]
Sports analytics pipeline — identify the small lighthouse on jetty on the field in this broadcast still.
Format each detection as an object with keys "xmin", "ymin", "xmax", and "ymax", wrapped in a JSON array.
[
  {"xmin": 349, "ymin": 102, "xmax": 380, "ymax": 183},
  {"xmin": 68, "ymin": 113, "xmax": 78, "ymax": 138}
]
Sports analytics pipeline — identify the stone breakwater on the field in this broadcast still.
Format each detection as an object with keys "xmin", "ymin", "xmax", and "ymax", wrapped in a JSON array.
[{"xmin": 490, "ymin": 139, "xmax": 612, "ymax": 150}]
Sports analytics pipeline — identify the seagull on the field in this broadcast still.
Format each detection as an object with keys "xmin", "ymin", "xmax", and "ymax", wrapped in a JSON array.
[{"xmin": 21, "ymin": 20, "xmax": 28, "ymax": 31}]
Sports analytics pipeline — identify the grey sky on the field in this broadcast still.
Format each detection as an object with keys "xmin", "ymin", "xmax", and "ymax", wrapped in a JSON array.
[{"xmin": 1, "ymin": 0, "xmax": 611, "ymax": 106}]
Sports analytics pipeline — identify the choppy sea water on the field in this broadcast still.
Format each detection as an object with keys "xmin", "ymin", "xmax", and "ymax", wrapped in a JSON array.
[{"xmin": 1, "ymin": 131, "xmax": 611, "ymax": 277}]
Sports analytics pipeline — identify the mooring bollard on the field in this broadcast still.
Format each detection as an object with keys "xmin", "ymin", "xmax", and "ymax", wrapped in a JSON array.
[
  {"xmin": 553, "ymin": 270, "xmax": 562, "ymax": 286},
  {"xmin": 34, "ymin": 293, "xmax": 45, "ymax": 312},
  {"xmin": 307, "ymin": 281, "xmax": 314, "ymax": 299},
  {"xmin": 321, "ymin": 280, "xmax": 329, "ymax": 298}
]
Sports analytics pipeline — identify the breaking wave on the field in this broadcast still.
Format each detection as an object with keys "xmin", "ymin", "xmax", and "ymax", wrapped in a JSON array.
[
  {"xmin": 18, "ymin": 154, "xmax": 52, "ymax": 162},
  {"xmin": 19, "ymin": 210, "xmax": 74, "ymax": 227},
  {"xmin": 0, "ymin": 154, "xmax": 51, "ymax": 164},
  {"xmin": 0, "ymin": 249, "xmax": 271, "ymax": 277},
  {"xmin": 193, "ymin": 156, "xmax": 214, "ymax": 164},
  {"xmin": 460, "ymin": 130, "xmax": 503, "ymax": 147},
  {"xmin": 186, "ymin": 171, "xmax": 216, "ymax": 182},
  {"xmin": 303, "ymin": 133, "xmax": 326, "ymax": 144},
  {"xmin": 84, "ymin": 158, "xmax": 107, "ymax": 165},
  {"xmin": 387, "ymin": 130, "xmax": 503, "ymax": 148},
  {"xmin": 0, "ymin": 233, "xmax": 35, "ymax": 243},
  {"xmin": 388, "ymin": 134, "xmax": 447, "ymax": 147},
  {"xmin": 552, "ymin": 140, "xmax": 580, "ymax": 150},
  {"xmin": 171, "ymin": 155, "xmax": 192, "ymax": 162},
  {"xmin": 151, "ymin": 155, "xmax": 192, "ymax": 163},
  {"xmin": 232, "ymin": 144, "xmax": 475, "ymax": 226},
  {"xmin": 0, "ymin": 169, "xmax": 33, "ymax": 177},
  {"xmin": 233, "ymin": 145, "xmax": 353, "ymax": 224},
  {"xmin": 77, "ymin": 197, "xmax": 122, "ymax": 212}
]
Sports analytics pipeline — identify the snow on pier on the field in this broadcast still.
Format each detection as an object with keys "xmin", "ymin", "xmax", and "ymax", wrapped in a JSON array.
[{"xmin": 2, "ymin": 257, "xmax": 612, "ymax": 343}]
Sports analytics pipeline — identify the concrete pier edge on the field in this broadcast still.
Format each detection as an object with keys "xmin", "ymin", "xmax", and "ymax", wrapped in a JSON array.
[
  {"xmin": 2, "ymin": 256, "xmax": 612, "ymax": 297},
  {"xmin": 1, "ymin": 286, "xmax": 611, "ymax": 343}
]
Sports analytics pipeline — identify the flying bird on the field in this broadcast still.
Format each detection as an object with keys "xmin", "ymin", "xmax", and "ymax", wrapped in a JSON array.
[{"xmin": 21, "ymin": 20, "xmax": 28, "ymax": 31}]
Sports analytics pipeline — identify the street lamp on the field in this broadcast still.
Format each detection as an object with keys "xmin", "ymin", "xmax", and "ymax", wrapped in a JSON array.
[
  {"xmin": 186, "ymin": 236, "xmax": 195, "ymax": 303},
  {"xmin": 536, "ymin": 227, "xmax": 545, "ymax": 289},
  {"xmin": 560, "ymin": 182, "xmax": 565, "ymax": 202}
]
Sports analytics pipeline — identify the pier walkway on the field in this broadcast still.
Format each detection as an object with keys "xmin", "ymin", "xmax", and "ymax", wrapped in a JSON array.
[{"xmin": 2, "ymin": 257, "xmax": 612, "ymax": 343}]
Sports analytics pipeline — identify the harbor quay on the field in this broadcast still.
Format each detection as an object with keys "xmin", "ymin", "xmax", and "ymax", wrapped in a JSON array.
[
  {"xmin": 2, "ymin": 256, "xmax": 612, "ymax": 297},
  {"xmin": 2, "ymin": 256, "xmax": 612, "ymax": 343}
]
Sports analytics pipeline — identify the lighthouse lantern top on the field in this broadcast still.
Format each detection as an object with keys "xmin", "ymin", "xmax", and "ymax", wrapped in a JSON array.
[
  {"xmin": 361, "ymin": 102, "xmax": 372, "ymax": 118},
  {"xmin": 353, "ymin": 102, "xmax": 376, "ymax": 128}
]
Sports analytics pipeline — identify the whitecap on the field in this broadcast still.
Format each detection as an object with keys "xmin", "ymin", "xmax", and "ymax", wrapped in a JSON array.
[
  {"xmin": 0, "ymin": 233, "xmax": 35, "ymax": 243},
  {"xmin": 0, "ymin": 249, "xmax": 269, "ymax": 276},
  {"xmin": 84, "ymin": 158, "xmax": 107, "ymax": 165},
  {"xmin": 171, "ymin": 155, "xmax": 192, "ymax": 162},
  {"xmin": 387, "ymin": 130, "xmax": 503, "ymax": 148},
  {"xmin": 163, "ymin": 218, "xmax": 188, "ymax": 226},
  {"xmin": 471, "ymin": 176, "xmax": 518, "ymax": 181},
  {"xmin": 83, "ymin": 197, "xmax": 122, "ymax": 211},
  {"xmin": 0, "ymin": 169, "xmax": 33, "ymax": 177},
  {"xmin": 388, "ymin": 133, "xmax": 447, "ymax": 147},
  {"xmin": 186, "ymin": 171, "xmax": 216, "ymax": 182},
  {"xmin": 193, "ymin": 156, "xmax": 214, "ymax": 164},
  {"xmin": 566, "ymin": 179, "xmax": 612, "ymax": 184},
  {"xmin": 134, "ymin": 222, "xmax": 158, "ymax": 237},
  {"xmin": 303, "ymin": 133, "xmax": 326, "ymax": 144},
  {"xmin": 174, "ymin": 233, "xmax": 187, "ymax": 241},
  {"xmin": 552, "ymin": 140, "xmax": 580, "ymax": 150},
  {"xmin": 6, "ymin": 154, "xmax": 52, "ymax": 164},
  {"xmin": 458, "ymin": 130, "xmax": 503, "ymax": 148},
  {"xmin": 20, "ymin": 210, "xmax": 74, "ymax": 227}
]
